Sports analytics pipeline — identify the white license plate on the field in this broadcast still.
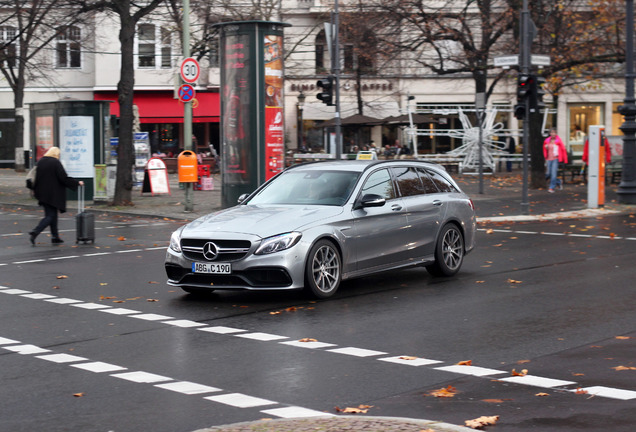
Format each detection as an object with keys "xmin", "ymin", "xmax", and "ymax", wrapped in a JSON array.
[{"xmin": 192, "ymin": 262, "xmax": 231, "ymax": 274}]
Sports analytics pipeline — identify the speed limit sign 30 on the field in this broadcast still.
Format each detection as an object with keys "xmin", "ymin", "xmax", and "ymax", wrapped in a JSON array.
[{"xmin": 180, "ymin": 57, "xmax": 200, "ymax": 83}]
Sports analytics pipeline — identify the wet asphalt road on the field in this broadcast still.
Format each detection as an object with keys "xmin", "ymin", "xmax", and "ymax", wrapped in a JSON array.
[{"xmin": 0, "ymin": 205, "xmax": 635, "ymax": 431}]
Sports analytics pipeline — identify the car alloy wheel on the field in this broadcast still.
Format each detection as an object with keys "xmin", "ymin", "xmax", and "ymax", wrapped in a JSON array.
[
  {"xmin": 305, "ymin": 239, "xmax": 341, "ymax": 299},
  {"xmin": 427, "ymin": 223, "xmax": 464, "ymax": 277}
]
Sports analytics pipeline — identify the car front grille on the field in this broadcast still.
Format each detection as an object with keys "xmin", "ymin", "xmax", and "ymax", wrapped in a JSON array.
[{"xmin": 181, "ymin": 239, "xmax": 251, "ymax": 262}]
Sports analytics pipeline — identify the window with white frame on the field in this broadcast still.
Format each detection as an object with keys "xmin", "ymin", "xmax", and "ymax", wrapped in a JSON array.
[
  {"xmin": 137, "ymin": 23, "xmax": 172, "ymax": 68},
  {"xmin": 0, "ymin": 26, "xmax": 18, "ymax": 68},
  {"xmin": 56, "ymin": 26, "xmax": 81, "ymax": 68}
]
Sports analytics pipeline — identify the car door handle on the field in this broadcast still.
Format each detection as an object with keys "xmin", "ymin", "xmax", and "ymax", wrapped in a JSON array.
[
  {"xmin": 433, "ymin": 200, "xmax": 443, "ymax": 206},
  {"xmin": 391, "ymin": 204, "xmax": 403, "ymax": 211}
]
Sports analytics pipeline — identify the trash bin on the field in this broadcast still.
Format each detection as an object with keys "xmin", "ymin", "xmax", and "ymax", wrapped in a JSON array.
[{"xmin": 177, "ymin": 150, "xmax": 198, "ymax": 183}]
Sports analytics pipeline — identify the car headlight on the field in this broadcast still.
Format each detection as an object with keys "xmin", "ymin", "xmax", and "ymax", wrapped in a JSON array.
[
  {"xmin": 255, "ymin": 232, "xmax": 302, "ymax": 255},
  {"xmin": 169, "ymin": 228, "xmax": 184, "ymax": 253}
]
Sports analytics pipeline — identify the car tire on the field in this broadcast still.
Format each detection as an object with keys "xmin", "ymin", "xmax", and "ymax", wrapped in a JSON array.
[
  {"xmin": 426, "ymin": 223, "xmax": 464, "ymax": 277},
  {"xmin": 182, "ymin": 287, "xmax": 215, "ymax": 296},
  {"xmin": 304, "ymin": 239, "xmax": 341, "ymax": 299}
]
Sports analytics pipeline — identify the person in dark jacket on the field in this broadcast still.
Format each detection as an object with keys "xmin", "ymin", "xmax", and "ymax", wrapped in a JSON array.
[{"xmin": 29, "ymin": 147, "xmax": 84, "ymax": 245}]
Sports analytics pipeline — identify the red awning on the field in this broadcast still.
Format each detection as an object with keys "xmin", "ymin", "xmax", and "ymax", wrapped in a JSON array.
[{"xmin": 94, "ymin": 91, "xmax": 220, "ymax": 123}]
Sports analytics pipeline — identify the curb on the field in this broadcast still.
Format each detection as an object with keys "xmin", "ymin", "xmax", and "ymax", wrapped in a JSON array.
[{"xmin": 192, "ymin": 415, "xmax": 475, "ymax": 432}]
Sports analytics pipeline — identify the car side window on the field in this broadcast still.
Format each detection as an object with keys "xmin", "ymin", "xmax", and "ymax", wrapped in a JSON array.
[
  {"xmin": 416, "ymin": 168, "xmax": 440, "ymax": 194},
  {"xmin": 360, "ymin": 168, "xmax": 396, "ymax": 200},
  {"xmin": 426, "ymin": 169, "xmax": 457, "ymax": 193},
  {"xmin": 392, "ymin": 167, "xmax": 423, "ymax": 197}
]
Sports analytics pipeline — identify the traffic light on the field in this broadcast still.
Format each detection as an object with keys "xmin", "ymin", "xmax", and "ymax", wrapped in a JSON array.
[
  {"xmin": 316, "ymin": 76, "xmax": 334, "ymax": 106},
  {"xmin": 530, "ymin": 75, "xmax": 546, "ymax": 111},
  {"xmin": 517, "ymin": 74, "xmax": 531, "ymax": 103},
  {"xmin": 514, "ymin": 104, "xmax": 525, "ymax": 120}
]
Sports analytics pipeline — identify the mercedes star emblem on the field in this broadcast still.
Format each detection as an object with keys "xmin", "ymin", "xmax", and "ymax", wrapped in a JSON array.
[{"xmin": 202, "ymin": 242, "xmax": 219, "ymax": 261}]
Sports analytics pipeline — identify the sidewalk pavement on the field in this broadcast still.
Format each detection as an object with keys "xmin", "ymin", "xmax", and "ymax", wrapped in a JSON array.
[
  {"xmin": 0, "ymin": 168, "xmax": 631, "ymax": 223},
  {"xmin": 0, "ymin": 167, "xmax": 632, "ymax": 432}
]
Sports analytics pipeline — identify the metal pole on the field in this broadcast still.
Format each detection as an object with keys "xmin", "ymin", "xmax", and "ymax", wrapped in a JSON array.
[
  {"xmin": 618, "ymin": 0, "xmax": 636, "ymax": 204},
  {"xmin": 520, "ymin": 0, "xmax": 530, "ymax": 215},
  {"xmin": 333, "ymin": 0, "xmax": 342, "ymax": 160},
  {"xmin": 183, "ymin": 0, "xmax": 194, "ymax": 211}
]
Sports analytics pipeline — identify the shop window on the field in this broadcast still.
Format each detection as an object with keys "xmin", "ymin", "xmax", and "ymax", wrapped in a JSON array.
[
  {"xmin": 0, "ymin": 26, "xmax": 17, "ymax": 68},
  {"xmin": 56, "ymin": 26, "xmax": 81, "ymax": 68},
  {"xmin": 567, "ymin": 103, "xmax": 603, "ymax": 154}
]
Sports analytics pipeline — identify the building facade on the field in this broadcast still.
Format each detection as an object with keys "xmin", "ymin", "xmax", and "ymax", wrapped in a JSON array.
[{"xmin": 0, "ymin": 0, "xmax": 627, "ymax": 167}]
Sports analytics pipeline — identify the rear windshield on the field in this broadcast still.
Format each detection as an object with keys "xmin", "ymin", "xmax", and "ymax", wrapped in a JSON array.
[{"xmin": 247, "ymin": 170, "xmax": 360, "ymax": 206}]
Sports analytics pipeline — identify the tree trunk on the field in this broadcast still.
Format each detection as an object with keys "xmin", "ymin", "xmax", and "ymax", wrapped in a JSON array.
[
  {"xmin": 13, "ymin": 54, "xmax": 27, "ymax": 172},
  {"xmin": 113, "ymin": 13, "xmax": 136, "ymax": 205}
]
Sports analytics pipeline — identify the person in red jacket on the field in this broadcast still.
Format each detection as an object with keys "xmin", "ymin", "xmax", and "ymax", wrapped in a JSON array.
[
  {"xmin": 543, "ymin": 127, "xmax": 568, "ymax": 193},
  {"xmin": 582, "ymin": 137, "xmax": 612, "ymax": 165}
]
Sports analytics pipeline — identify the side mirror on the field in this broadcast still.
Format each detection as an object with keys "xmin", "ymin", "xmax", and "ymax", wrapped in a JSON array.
[
  {"xmin": 237, "ymin": 193, "xmax": 250, "ymax": 204},
  {"xmin": 354, "ymin": 193, "xmax": 386, "ymax": 210}
]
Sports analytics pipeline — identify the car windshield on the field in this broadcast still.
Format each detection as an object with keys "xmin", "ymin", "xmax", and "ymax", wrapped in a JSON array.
[{"xmin": 247, "ymin": 169, "xmax": 360, "ymax": 206}]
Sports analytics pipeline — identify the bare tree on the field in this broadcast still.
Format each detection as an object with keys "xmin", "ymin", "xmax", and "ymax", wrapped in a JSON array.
[
  {"xmin": 73, "ymin": 0, "xmax": 164, "ymax": 205},
  {"xmin": 0, "ymin": 0, "xmax": 82, "ymax": 171}
]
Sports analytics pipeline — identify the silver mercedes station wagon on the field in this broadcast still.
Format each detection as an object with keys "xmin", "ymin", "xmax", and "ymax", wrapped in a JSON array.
[{"xmin": 165, "ymin": 160, "xmax": 476, "ymax": 298}]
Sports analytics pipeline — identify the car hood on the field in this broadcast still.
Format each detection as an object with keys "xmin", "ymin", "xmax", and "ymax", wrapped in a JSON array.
[{"xmin": 182, "ymin": 205, "xmax": 344, "ymax": 238}]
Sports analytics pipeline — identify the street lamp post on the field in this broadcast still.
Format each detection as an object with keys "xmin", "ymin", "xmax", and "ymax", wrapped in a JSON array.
[
  {"xmin": 297, "ymin": 91, "xmax": 306, "ymax": 151},
  {"xmin": 618, "ymin": 0, "xmax": 636, "ymax": 204}
]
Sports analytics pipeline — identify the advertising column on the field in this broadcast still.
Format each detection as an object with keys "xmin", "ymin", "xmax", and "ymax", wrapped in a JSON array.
[{"xmin": 216, "ymin": 21, "xmax": 289, "ymax": 208}]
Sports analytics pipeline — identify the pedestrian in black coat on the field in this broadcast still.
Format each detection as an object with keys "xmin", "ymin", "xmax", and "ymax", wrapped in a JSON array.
[{"xmin": 29, "ymin": 147, "xmax": 84, "ymax": 245}]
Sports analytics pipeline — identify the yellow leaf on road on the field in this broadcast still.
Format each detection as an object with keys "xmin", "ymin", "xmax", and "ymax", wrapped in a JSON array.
[{"xmin": 465, "ymin": 415, "xmax": 499, "ymax": 429}]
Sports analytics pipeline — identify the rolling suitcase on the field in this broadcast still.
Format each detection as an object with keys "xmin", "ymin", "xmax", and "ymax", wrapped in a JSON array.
[{"xmin": 76, "ymin": 184, "xmax": 95, "ymax": 244}]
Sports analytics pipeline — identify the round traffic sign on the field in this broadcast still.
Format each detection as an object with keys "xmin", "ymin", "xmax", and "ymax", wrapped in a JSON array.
[
  {"xmin": 178, "ymin": 84, "xmax": 195, "ymax": 103},
  {"xmin": 180, "ymin": 57, "xmax": 200, "ymax": 83}
]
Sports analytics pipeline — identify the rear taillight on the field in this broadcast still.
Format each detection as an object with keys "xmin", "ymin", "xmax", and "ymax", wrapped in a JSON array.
[{"xmin": 468, "ymin": 199, "xmax": 475, "ymax": 211}]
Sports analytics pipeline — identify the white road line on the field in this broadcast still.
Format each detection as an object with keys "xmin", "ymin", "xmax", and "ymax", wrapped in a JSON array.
[
  {"xmin": 111, "ymin": 371, "xmax": 172, "ymax": 383},
  {"xmin": 100, "ymin": 307, "xmax": 142, "ymax": 315},
  {"xmin": 573, "ymin": 386, "xmax": 636, "ymax": 400},
  {"xmin": 327, "ymin": 347, "xmax": 388, "ymax": 357},
  {"xmin": 155, "ymin": 381, "xmax": 221, "ymax": 395},
  {"xmin": 0, "ymin": 245, "xmax": 168, "ymax": 267},
  {"xmin": 130, "ymin": 313, "xmax": 174, "ymax": 321},
  {"xmin": 6, "ymin": 287, "xmax": 636, "ymax": 403},
  {"xmin": 162, "ymin": 319, "xmax": 206, "ymax": 328},
  {"xmin": 46, "ymin": 298, "xmax": 83, "ymax": 304},
  {"xmin": 261, "ymin": 406, "xmax": 334, "ymax": 418},
  {"xmin": 71, "ymin": 361, "xmax": 127, "ymax": 373},
  {"xmin": 204, "ymin": 393, "xmax": 277, "ymax": 408},
  {"xmin": 199, "ymin": 326, "xmax": 247, "ymax": 334},
  {"xmin": 2, "ymin": 344, "xmax": 51, "ymax": 355},
  {"xmin": 235, "ymin": 332, "xmax": 289, "ymax": 341},
  {"xmin": 0, "ymin": 289, "xmax": 31, "ymax": 294},
  {"xmin": 435, "ymin": 365, "xmax": 507, "ymax": 377},
  {"xmin": 499, "ymin": 375, "xmax": 577, "ymax": 388},
  {"xmin": 280, "ymin": 340, "xmax": 337, "ymax": 349},
  {"xmin": 1, "ymin": 333, "xmax": 330, "ymax": 419},
  {"xmin": 21, "ymin": 293, "xmax": 56, "ymax": 300},
  {"xmin": 72, "ymin": 303, "xmax": 111, "ymax": 310},
  {"xmin": 379, "ymin": 356, "xmax": 443, "ymax": 367},
  {"xmin": 36, "ymin": 353, "xmax": 88, "ymax": 363}
]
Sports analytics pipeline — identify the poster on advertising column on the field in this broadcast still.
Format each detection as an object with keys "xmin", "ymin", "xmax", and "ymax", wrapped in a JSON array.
[
  {"xmin": 59, "ymin": 116, "xmax": 94, "ymax": 178},
  {"xmin": 264, "ymin": 34, "xmax": 284, "ymax": 180}
]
